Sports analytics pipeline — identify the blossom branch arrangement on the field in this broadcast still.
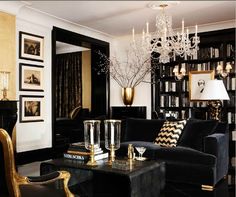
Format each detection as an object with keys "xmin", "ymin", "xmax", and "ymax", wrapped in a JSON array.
[{"xmin": 97, "ymin": 44, "xmax": 158, "ymax": 88}]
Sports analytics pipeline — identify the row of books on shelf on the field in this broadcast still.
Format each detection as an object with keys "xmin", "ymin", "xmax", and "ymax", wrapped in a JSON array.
[
  {"xmin": 227, "ymin": 112, "xmax": 236, "ymax": 124},
  {"xmin": 63, "ymin": 142, "xmax": 108, "ymax": 162},
  {"xmin": 159, "ymin": 61, "xmax": 235, "ymax": 78},
  {"xmin": 224, "ymin": 77, "xmax": 236, "ymax": 91},
  {"xmin": 198, "ymin": 46, "xmax": 223, "ymax": 59},
  {"xmin": 160, "ymin": 95, "xmax": 208, "ymax": 108},
  {"xmin": 227, "ymin": 95, "xmax": 236, "ymax": 107}
]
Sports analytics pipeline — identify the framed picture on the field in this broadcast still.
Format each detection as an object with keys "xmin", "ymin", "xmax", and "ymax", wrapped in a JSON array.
[
  {"xmin": 19, "ymin": 63, "xmax": 44, "ymax": 91},
  {"xmin": 189, "ymin": 70, "xmax": 215, "ymax": 101},
  {"xmin": 19, "ymin": 31, "xmax": 44, "ymax": 62},
  {"xmin": 20, "ymin": 95, "xmax": 44, "ymax": 123}
]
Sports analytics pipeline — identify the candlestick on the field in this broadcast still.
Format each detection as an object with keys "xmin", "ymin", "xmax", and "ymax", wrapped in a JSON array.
[
  {"xmin": 195, "ymin": 25, "xmax": 198, "ymax": 37},
  {"xmin": 146, "ymin": 22, "xmax": 149, "ymax": 34},
  {"xmin": 132, "ymin": 28, "xmax": 135, "ymax": 42},
  {"xmin": 182, "ymin": 19, "xmax": 184, "ymax": 35}
]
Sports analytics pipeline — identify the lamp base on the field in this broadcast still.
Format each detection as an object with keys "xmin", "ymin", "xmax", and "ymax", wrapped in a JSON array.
[{"xmin": 207, "ymin": 100, "xmax": 222, "ymax": 121}]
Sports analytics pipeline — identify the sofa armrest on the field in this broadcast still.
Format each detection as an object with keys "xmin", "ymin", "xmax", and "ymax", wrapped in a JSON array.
[{"xmin": 204, "ymin": 133, "xmax": 229, "ymax": 182}]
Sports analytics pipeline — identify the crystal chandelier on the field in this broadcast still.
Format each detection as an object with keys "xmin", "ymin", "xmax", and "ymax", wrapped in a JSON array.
[{"xmin": 131, "ymin": 3, "xmax": 200, "ymax": 64}]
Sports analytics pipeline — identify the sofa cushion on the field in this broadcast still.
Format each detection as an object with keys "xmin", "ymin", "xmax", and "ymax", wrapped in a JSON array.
[
  {"xmin": 154, "ymin": 120, "xmax": 187, "ymax": 147},
  {"xmin": 124, "ymin": 118, "xmax": 165, "ymax": 142},
  {"xmin": 118, "ymin": 141, "xmax": 216, "ymax": 166},
  {"xmin": 178, "ymin": 119, "xmax": 218, "ymax": 151}
]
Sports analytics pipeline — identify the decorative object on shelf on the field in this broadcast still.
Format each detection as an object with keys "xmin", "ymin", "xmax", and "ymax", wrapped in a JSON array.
[
  {"xmin": 131, "ymin": 2, "xmax": 200, "ymax": 63},
  {"xmin": 104, "ymin": 119, "xmax": 121, "ymax": 165},
  {"xmin": 200, "ymin": 80, "xmax": 229, "ymax": 121},
  {"xmin": 173, "ymin": 65, "xmax": 186, "ymax": 80},
  {"xmin": 19, "ymin": 63, "xmax": 44, "ymax": 91},
  {"xmin": 19, "ymin": 95, "xmax": 44, "ymax": 122},
  {"xmin": 189, "ymin": 70, "xmax": 215, "ymax": 101},
  {"xmin": 216, "ymin": 62, "xmax": 232, "ymax": 78},
  {"xmin": 19, "ymin": 31, "xmax": 44, "ymax": 62},
  {"xmin": 0, "ymin": 71, "xmax": 10, "ymax": 100},
  {"xmin": 122, "ymin": 87, "xmax": 134, "ymax": 106},
  {"xmin": 83, "ymin": 120, "xmax": 101, "ymax": 166}
]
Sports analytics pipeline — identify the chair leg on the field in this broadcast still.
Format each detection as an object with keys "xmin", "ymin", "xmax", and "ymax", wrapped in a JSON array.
[{"xmin": 201, "ymin": 185, "xmax": 214, "ymax": 191}]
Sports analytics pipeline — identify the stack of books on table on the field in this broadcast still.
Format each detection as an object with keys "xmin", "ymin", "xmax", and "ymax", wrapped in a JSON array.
[{"xmin": 63, "ymin": 142, "xmax": 108, "ymax": 162}]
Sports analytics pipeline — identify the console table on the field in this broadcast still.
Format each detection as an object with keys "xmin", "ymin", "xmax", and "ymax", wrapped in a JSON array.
[
  {"xmin": 111, "ymin": 106, "xmax": 146, "ymax": 119},
  {"xmin": 40, "ymin": 158, "xmax": 165, "ymax": 197}
]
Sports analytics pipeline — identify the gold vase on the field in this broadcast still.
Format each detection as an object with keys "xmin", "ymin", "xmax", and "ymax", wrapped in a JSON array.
[{"xmin": 122, "ymin": 87, "xmax": 134, "ymax": 106}]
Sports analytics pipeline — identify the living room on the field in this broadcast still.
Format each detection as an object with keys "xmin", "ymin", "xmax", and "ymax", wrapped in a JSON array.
[{"xmin": 0, "ymin": 1, "xmax": 235, "ymax": 197}]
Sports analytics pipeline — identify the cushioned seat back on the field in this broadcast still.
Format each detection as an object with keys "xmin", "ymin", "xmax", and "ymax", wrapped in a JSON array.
[
  {"xmin": 177, "ymin": 119, "xmax": 219, "ymax": 151},
  {"xmin": 124, "ymin": 118, "xmax": 165, "ymax": 142}
]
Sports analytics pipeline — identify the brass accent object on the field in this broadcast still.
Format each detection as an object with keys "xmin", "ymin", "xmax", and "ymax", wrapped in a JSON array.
[
  {"xmin": 0, "ymin": 128, "xmax": 75, "ymax": 197},
  {"xmin": 208, "ymin": 100, "xmax": 222, "ymax": 121},
  {"xmin": 201, "ymin": 184, "xmax": 214, "ymax": 191},
  {"xmin": 122, "ymin": 87, "xmax": 134, "ymax": 106},
  {"xmin": 128, "ymin": 144, "xmax": 135, "ymax": 161},
  {"xmin": 87, "ymin": 144, "xmax": 98, "ymax": 166},
  {"xmin": 1, "ymin": 88, "xmax": 9, "ymax": 101},
  {"xmin": 107, "ymin": 144, "xmax": 115, "ymax": 165}
]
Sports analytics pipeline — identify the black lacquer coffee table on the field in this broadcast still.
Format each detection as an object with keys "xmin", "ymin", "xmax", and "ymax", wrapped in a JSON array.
[{"xmin": 40, "ymin": 158, "xmax": 165, "ymax": 197}]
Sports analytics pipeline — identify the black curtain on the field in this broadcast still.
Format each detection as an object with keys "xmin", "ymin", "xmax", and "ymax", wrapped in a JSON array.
[{"xmin": 56, "ymin": 52, "xmax": 82, "ymax": 117}]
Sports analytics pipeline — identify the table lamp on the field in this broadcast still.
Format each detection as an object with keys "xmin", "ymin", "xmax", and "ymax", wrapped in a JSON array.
[{"xmin": 200, "ymin": 80, "xmax": 229, "ymax": 121}]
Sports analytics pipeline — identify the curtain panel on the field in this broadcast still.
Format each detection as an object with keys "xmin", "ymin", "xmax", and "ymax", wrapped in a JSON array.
[{"xmin": 56, "ymin": 52, "xmax": 82, "ymax": 117}]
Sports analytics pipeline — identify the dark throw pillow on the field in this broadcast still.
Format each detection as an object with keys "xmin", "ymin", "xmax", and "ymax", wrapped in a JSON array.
[
  {"xmin": 178, "ymin": 119, "xmax": 218, "ymax": 151},
  {"xmin": 154, "ymin": 120, "xmax": 187, "ymax": 147}
]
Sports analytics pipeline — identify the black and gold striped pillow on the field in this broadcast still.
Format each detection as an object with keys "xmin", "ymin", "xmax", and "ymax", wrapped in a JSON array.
[{"xmin": 154, "ymin": 120, "xmax": 187, "ymax": 147}]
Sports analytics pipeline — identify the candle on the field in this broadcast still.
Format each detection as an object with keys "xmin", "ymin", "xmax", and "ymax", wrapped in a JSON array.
[
  {"xmin": 90, "ymin": 123, "xmax": 94, "ymax": 145},
  {"xmin": 164, "ymin": 28, "xmax": 167, "ymax": 41},
  {"xmin": 146, "ymin": 22, "xmax": 149, "ymax": 34},
  {"xmin": 182, "ymin": 20, "xmax": 184, "ymax": 34},
  {"xmin": 186, "ymin": 28, "xmax": 189, "ymax": 39},
  {"xmin": 111, "ymin": 123, "xmax": 114, "ymax": 145},
  {"xmin": 132, "ymin": 28, "xmax": 135, "ymax": 42},
  {"xmin": 195, "ymin": 25, "xmax": 198, "ymax": 37},
  {"xmin": 142, "ymin": 29, "xmax": 145, "ymax": 43}
]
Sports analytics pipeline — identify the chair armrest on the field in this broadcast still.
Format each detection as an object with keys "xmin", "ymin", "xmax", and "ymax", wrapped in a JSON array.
[
  {"xmin": 27, "ymin": 171, "xmax": 62, "ymax": 183},
  {"xmin": 204, "ymin": 133, "xmax": 229, "ymax": 181}
]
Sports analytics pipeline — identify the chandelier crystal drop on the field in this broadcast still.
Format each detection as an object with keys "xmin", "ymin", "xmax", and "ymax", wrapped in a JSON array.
[{"xmin": 131, "ymin": 4, "xmax": 200, "ymax": 64}]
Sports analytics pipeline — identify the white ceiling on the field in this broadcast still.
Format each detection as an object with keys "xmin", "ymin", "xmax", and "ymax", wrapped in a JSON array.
[{"xmin": 25, "ymin": 1, "xmax": 235, "ymax": 37}]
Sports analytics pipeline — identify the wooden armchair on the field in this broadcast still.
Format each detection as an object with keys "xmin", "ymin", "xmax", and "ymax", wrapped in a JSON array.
[{"xmin": 0, "ymin": 128, "xmax": 76, "ymax": 197}]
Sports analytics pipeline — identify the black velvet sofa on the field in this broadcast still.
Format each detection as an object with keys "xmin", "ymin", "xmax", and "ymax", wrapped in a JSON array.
[{"xmin": 116, "ymin": 118, "xmax": 229, "ymax": 190}]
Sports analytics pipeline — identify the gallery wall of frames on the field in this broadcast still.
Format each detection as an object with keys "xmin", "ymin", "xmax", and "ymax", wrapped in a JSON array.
[{"xmin": 18, "ymin": 31, "xmax": 45, "ymax": 123}]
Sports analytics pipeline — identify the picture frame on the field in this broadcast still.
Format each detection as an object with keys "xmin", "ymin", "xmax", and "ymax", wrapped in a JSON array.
[
  {"xmin": 189, "ymin": 70, "xmax": 215, "ymax": 101},
  {"xmin": 19, "ymin": 63, "xmax": 44, "ymax": 91},
  {"xmin": 20, "ymin": 95, "xmax": 44, "ymax": 123},
  {"xmin": 19, "ymin": 31, "xmax": 44, "ymax": 62}
]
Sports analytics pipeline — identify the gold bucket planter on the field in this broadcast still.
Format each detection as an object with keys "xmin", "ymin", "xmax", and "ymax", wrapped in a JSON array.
[{"xmin": 122, "ymin": 87, "xmax": 134, "ymax": 106}]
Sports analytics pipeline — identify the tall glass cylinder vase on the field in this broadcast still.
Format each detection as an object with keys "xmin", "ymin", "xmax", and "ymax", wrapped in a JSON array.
[
  {"xmin": 104, "ymin": 119, "xmax": 121, "ymax": 165},
  {"xmin": 83, "ymin": 120, "xmax": 101, "ymax": 166}
]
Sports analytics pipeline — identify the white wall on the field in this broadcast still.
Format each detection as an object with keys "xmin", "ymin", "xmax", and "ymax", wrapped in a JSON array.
[
  {"xmin": 110, "ymin": 36, "xmax": 152, "ymax": 119},
  {"xmin": 0, "ymin": 2, "xmax": 114, "ymax": 153}
]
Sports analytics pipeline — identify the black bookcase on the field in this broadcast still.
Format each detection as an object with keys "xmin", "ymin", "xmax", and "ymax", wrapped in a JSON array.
[{"xmin": 151, "ymin": 28, "xmax": 235, "ymax": 184}]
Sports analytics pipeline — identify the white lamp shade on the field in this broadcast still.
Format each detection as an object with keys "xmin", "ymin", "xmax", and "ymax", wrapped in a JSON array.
[{"xmin": 200, "ymin": 80, "xmax": 229, "ymax": 100}]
